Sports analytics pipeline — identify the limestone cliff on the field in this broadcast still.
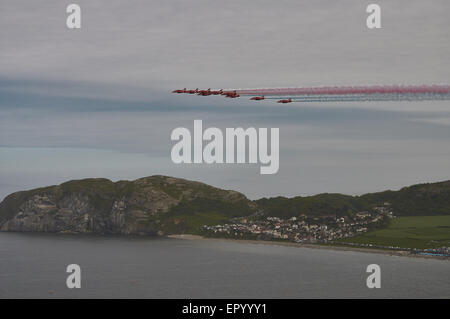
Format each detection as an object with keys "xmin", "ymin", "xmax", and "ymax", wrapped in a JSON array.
[{"xmin": 0, "ymin": 176, "xmax": 257, "ymax": 235}]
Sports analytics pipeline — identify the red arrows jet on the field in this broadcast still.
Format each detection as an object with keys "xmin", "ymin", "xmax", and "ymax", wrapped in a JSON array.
[
  {"xmin": 250, "ymin": 96, "xmax": 265, "ymax": 101},
  {"xmin": 277, "ymin": 98, "xmax": 292, "ymax": 103},
  {"xmin": 223, "ymin": 91, "xmax": 240, "ymax": 98},
  {"xmin": 197, "ymin": 88, "xmax": 212, "ymax": 96},
  {"xmin": 211, "ymin": 89, "xmax": 223, "ymax": 95},
  {"xmin": 172, "ymin": 88, "xmax": 187, "ymax": 93}
]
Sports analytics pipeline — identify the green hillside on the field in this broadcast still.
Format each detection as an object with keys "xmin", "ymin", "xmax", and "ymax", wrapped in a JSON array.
[
  {"xmin": 256, "ymin": 193, "xmax": 369, "ymax": 218},
  {"xmin": 256, "ymin": 181, "xmax": 450, "ymax": 218},
  {"xmin": 338, "ymin": 215, "xmax": 450, "ymax": 249},
  {"xmin": 360, "ymin": 180, "xmax": 450, "ymax": 216}
]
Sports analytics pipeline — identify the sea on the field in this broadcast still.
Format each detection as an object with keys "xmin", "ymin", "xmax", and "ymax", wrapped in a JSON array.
[{"xmin": 0, "ymin": 232, "xmax": 448, "ymax": 298}]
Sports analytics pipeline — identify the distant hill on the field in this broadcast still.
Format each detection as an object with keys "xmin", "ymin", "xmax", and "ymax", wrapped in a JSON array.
[
  {"xmin": 257, "ymin": 181, "xmax": 450, "ymax": 218},
  {"xmin": 360, "ymin": 180, "xmax": 450, "ymax": 216},
  {"xmin": 0, "ymin": 177, "xmax": 448, "ymax": 235},
  {"xmin": 256, "ymin": 193, "xmax": 368, "ymax": 218}
]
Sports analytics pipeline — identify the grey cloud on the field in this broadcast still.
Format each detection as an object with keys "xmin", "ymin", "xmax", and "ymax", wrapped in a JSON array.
[
  {"xmin": 0, "ymin": 0, "xmax": 449, "ymax": 200},
  {"xmin": 1, "ymin": 0, "xmax": 449, "ymax": 96}
]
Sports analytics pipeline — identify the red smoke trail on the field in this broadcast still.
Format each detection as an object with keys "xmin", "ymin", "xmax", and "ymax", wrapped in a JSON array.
[{"xmin": 229, "ymin": 85, "xmax": 450, "ymax": 96}]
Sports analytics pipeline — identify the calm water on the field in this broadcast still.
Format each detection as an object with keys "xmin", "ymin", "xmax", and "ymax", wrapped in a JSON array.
[{"xmin": 0, "ymin": 232, "xmax": 448, "ymax": 298}]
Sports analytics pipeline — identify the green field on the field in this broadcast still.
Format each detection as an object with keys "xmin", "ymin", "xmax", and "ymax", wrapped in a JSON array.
[{"xmin": 338, "ymin": 216, "xmax": 450, "ymax": 249}]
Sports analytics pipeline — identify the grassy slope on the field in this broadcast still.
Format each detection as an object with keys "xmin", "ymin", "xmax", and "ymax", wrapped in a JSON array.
[
  {"xmin": 337, "ymin": 215, "xmax": 450, "ymax": 249},
  {"xmin": 256, "ymin": 181, "xmax": 450, "ymax": 219},
  {"xmin": 162, "ymin": 197, "xmax": 255, "ymax": 233},
  {"xmin": 255, "ymin": 193, "xmax": 369, "ymax": 218},
  {"xmin": 360, "ymin": 180, "xmax": 450, "ymax": 216}
]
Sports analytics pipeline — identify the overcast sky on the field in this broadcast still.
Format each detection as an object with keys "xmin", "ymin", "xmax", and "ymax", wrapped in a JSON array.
[{"xmin": 1, "ymin": 0, "xmax": 449, "ymax": 200}]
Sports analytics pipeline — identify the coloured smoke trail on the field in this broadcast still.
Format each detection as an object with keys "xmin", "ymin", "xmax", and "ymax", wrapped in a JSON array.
[
  {"xmin": 174, "ymin": 85, "xmax": 450, "ymax": 103},
  {"xmin": 264, "ymin": 93, "xmax": 450, "ymax": 103},
  {"xmin": 233, "ymin": 85, "xmax": 450, "ymax": 96},
  {"xmin": 233, "ymin": 85, "xmax": 450, "ymax": 103}
]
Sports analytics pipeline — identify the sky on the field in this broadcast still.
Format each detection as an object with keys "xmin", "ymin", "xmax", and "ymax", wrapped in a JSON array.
[{"xmin": 1, "ymin": 0, "xmax": 449, "ymax": 200}]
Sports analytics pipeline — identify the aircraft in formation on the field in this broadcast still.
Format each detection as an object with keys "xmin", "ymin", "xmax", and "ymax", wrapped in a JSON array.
[
  {"xmin": 172, "ymin": 85, "xmax": 450, "ymax": 104},
  {"xmin": 172, "ymin": 89, "xmax": 279, "ymax": 101}
]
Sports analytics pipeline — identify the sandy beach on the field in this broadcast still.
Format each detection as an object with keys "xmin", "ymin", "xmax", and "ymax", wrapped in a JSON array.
[{"xmin": 167, "ymin": 234, "xmax": 449, "ymax": 261}]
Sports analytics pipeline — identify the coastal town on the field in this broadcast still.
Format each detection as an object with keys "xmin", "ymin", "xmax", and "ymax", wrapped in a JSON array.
[
  {"xmin": 200, "ymin": 205, "xmax": 450, "ymax": 257},
  {"xmin": 201, "ymin": 207, "xmax": 391, "ymax": 243}
]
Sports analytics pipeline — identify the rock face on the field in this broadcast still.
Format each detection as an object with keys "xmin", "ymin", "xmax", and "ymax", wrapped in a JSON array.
[{"xmin": 0, "ymin": 176, "xmax": 257, "ymax": 235}]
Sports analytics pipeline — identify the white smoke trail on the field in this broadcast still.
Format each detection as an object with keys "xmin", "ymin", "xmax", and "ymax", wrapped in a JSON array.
[{"xmin": 265, "ymin": 93, "xmax": 450, "ymax": 102}]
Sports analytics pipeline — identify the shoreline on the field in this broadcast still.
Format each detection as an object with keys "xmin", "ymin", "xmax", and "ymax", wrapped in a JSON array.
[
  {"xmin": 167, "ymin": 234, "xmax": 449, "ymax": 261},
  {"xmin": 1, "ymin": 231, "xmax": 447, "ymax": 261}
]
